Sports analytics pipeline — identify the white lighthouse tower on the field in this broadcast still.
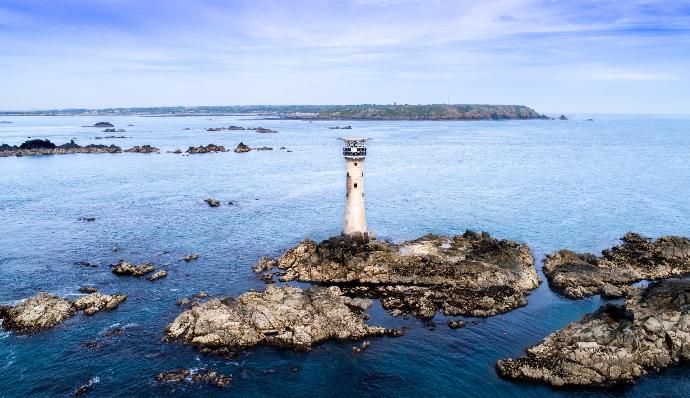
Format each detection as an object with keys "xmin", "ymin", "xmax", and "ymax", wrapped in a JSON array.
[{"xmin": 339, "ymin": 137, "xmax": 369, "ymax": 241}]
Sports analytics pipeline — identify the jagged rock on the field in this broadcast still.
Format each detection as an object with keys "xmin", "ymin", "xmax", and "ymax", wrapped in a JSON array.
[
  {"xmin": 148, "ymin": 270, "xmax": 168, "ymax": 281},
  {"xmin": 194, "ymin": 291, "xmax": 208, "ymax": 298},
  {"xmin": 0, "ymin": 292, "xmax": 126, "ymax": 333},
  {"xmin": 558, "ymin": 115, "xmax": 568, "ymax": 120},
  {"xmin": 496, "ymin": 279, "xmax": 690, "ymax": 387},
  {"xmin": 164, "ymin": 285, "xmax": 402, "ymax": 354},
  {"xmin": 124, "ymin": 145, "xmax": 159, "ymax": 153},
  {"xmin": 204, "ymin": 198, "xmax": 220, "ymax": 207},
  {"xmin": 256, "ymin": 231, "xmax": 539, "ymax": 318},
  {"xmin": 352, "ymin": 340, "xmax": 371, "ymax": 353},
  {"xmin": 73, "ymin": 293, "xmax": 127, "ymax": 315},
  {"xmin": 254, "ymin": 146, "xmax": 273, "ymax": 151},
  {"xmin": 543, "ymin": 233, "xmax": 690, "ymax": 298},
  {"xmin": 78, "ymin": 286, "xmax": 98, "ymax": 294},
  {"xmin": 448, "ymin": 319, "xmax": 465, "ymax": 329},
  {"xmin": 234, "ymin": 142, "xmax": 252, "ymax": 153},
  {"xmin": 186, "ymin": 144, "xmax": 226, "ymax": 154},
  {"xmin": 155, "ymin": 368, "xmax": 230, "ymax": 388},
  {"xmin": 176, "ymin": 298, "xmax": 192, "ymax": 307},
  {"xmin": 77, "ymin": 217, "xmax": 96, "ymax": 222},
  {"xmin": 253, "ymin": 256, "xmax": 278, "ymax": 272},
  {"xmin": 111, "ymin": 260, "xmax": 155, "ymax": 276},
  {"xmin": 0, "ymin": 293, "xmax": 75, "ymax": 333},
  {"xmin": 88, "ymin": 122, "xmax": 114, "ymax": 128},
  {"xmin": 0, "ymin": 139, "xmax": 123, "ymax": 157},
  {"xmin": 183, "ymin": 253, "xmax": 199, "ymax": 262}
]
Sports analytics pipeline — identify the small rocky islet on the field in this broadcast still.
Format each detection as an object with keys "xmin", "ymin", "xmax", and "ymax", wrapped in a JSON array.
[
  {"xmin": 254, "ymin": 231, "xmax": 540, "ymax": 318},
  {"xmin": 0, "ymin": 139, "xmax": 158, "ymax": 157},
  {"xmin": 543, "ymin": 232, "xmax": 690, "ymax": 299},
  {"xmin": 496, "ymin": 279, "xmax": 690, "ymax": 387},
  {"xmin": 0, "ymin": 292, "xmax": 126, "ymax": 333}
]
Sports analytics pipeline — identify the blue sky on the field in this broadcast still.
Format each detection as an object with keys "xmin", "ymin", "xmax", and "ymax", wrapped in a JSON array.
[{"xmin": 1, "ymin": 0, "xmax": 689, "ymax": 113}]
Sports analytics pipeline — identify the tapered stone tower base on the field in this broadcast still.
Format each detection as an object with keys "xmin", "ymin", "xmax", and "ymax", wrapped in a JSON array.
[{"xmin": 339, "ymin": 137, "xmax": 369, "ymax": 241}]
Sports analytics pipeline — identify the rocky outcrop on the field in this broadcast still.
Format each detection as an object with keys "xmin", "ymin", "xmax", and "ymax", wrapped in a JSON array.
[
  {"xmin": 543, "ymin": 233, "xmax": 690, "ymax": 298},
  {"xmin": 155, "ymin": 368, "xmax": 230, "ymax": 388},
  {"xmin": 206, "ymin": 126, "xmax": 277, "ymax": 133},
  {"xmin": 73, "ymin": 293, "xmax": 127, "ymax": 315},
  {"xmin": 148, "ymin": 270, "xmax": 168, "ymax": 281},
  {"xmin": 124, "ymin": 145, "xmax": 159, "ymax": 153},
  {"xmin": 496, "ymin": 279, "xmax": 690, "ymax": 387},
  {"xmin": 164, "ymin": 285, "xmax": 402, "ymax": 355},
  {"xmin": 234, "ymin": 142, "xmax": 252, "ymax": 153},
  {"xmin": 111, "ymin": 260, "xmax": 155, "ymax": 276},
  {"xmin": 294, "ymin": 104, "xmax": 549, "ymax": 120},
  {"xmin": 85, "ymin": 122, "xmax": 114, "ymax": 128},
  {"xmin": 186, "ymin": 144, "xmax": 226, "ymax": 154},
  {"xmin": 183, "ymin": 253, "xmax": 199, "ymax": 262},
  {"xmin": 558, "ymin": 114, "xmax": 568, "ymax": 120},
  {"xmin": 204, "ymin": 198, "xmax": 220, "ymax": 207},
  {"xmin": 447, "ymin": 319, "xmax": 465, "ymax": 329},
  {"xmin": 256, "ymin": 231, "xmax": 539, "ymax": 318},
  {"xmin": 0, "ymin": 139, "xmax": 123, "ymax": 157},
  {"xmin": 0, "ymin": 292, "xmax": 127, "ymax": 333}
]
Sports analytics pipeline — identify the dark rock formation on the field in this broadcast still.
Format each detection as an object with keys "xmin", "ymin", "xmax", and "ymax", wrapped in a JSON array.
[
  {"xmin": 75, "ymin": 261, "xmax": 97, "ymax": 268},
  {"xmin": 124, "ymin": 145, "xmax": 159, "ymax": 153},
  {"xmin": 254, "ymin": 127, "xmax": 277, "ymax": 133},
  {"xmin": 111, "ymin": 260, "xmax": 155, "ymax": 276},
  {"xmin": 186, "ymin": 144, "xmax": 226, "ymax": 154},
  {"xmin": 78, "ymin": 217, "xmax": 96, "ymax": 222},
  {"xmin": 352, "ymin": 340, "xmax": 371, "ymax": 353},
  {"xmin": 102, "ymin": 128, "xmax": 126, "ymax": 133},
  {"xmin": 496, "ymin": 279, "xmax": 690, "ymax": 387},
  {"xmin": 0, "ymin": 139, "xmax": 123, "ymax": 157},
  {"xmin": 155, "ymin": 368, "xmax": 230, "ymax": 388},
  {"xmin": 448, "ymin": 319, "xmax": 466, "ymax": 329},
  {"xmin": 234, "ymin": 142, "xmax": 252, "ymax": 153},
  {"xmin": 88, "ymin": 122, "xmax": 114, "ymax": 128},
  {"xmin": 164, "ymin": 285, "xmax": 402, "ymax": 355},
  {"xmin": 254, "ymin": 146, "xmax": 273, "ymax": 151},
  {"xmin": 0, "ymin": 292, "xmax": 126, "ymax": 333},
  {"xmin": 543, "ymin": 233, "xmax": 690, "ymax": 298},
  {"xmin": 255, "ymin": 231, "xmax": 539, "ymax": 319},
  {"xmin": 204, "ymin": 198, "xmax": 220, "ymax": 207},
  {"xmin": 329, "ymin": 126, "xmax": 352, "ymax": 129},
  {"xmin": 558, "ymin": 115, "xmax": 568, "ymax": 120},
  {"xmin": 78, "ymin": 286, "xmax": 98, "ymax": 294}
]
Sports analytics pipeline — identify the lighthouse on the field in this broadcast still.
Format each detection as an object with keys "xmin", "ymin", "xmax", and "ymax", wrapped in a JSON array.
[{"xmin": 339, "ymin": 137, "xmax": 369, "ymax": 241}]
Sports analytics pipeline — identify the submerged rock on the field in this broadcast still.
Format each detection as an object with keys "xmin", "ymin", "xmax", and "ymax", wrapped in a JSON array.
[
  {"xmin": 155, "ymin": 368, "xmax": 230, "ymax": 388},
  {"xmin": 543, "ymin": 233, "xmax": 690, "ymax": 298},
  {"xmin": 496, "ymin": 279, "xmax": 690, "ymax": 387},
  {"xmin": 78, "ymin": 286, "xmax": 98, "ymax": 294},
  {"xmin": 164, "ymin": 285, "xmax": 402, "ymax": 355},
  {"xmin": 447, "ymin": 319, "xmax": 465, "ymax": 329},
  {"xmin": 111, "ymin": 260, "xmax": 155, "ymax": 276},
  {"xmin": 256, "ymin": 231, "xmax": 539, "ymax": 318},
  {"xmin": 0, "ymin": 292, "xmax": 126, "ymax": 333}
]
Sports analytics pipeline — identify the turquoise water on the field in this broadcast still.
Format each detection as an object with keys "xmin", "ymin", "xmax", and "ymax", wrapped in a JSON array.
[{"xmin": 1, "ymin": 115, "xmax": 689, "ymax": 397}]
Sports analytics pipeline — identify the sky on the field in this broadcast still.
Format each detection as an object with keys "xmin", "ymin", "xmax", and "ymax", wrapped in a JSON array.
[{"xmin": 1, "ymin": 0, "xmax": 689, "ymax": 113}]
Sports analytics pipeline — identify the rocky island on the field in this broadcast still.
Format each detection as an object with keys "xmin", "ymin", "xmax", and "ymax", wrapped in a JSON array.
[
  {"xmin": 0, "ymin": 139, "xmax": 161, "ymax": 157},
  {"xmin": 254, "ymin": 231, "xmax": 540, "ymax": 318},
  {"xmin": 289, "ymin": 104, "xmax": 549, "ymax": 120},
  {"xmin": 543, "ymin": 233, "xmax": 690, "ymax": 298},
  {"xmin": 496, "ymin": 279, "xmax": 690, "ymax": 387},
  {"xmin": 164, "ymin": 284, "xmax": 402, "ymax": 356},
  {"xmin": 0, "ymin": 292, "xmax": 127, "ymax": 333}
]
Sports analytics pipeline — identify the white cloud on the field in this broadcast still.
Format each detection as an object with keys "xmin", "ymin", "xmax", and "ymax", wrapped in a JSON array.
[{"xmin": 585, "ymin": 70, "xmax": 677, "ymax": 81}]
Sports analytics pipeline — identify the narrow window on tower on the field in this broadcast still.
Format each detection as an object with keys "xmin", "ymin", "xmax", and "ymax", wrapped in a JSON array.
[
  {"xmin": 354, "ymin": 162, "xmax": 357, "ymax": 166},
  {"xmin": 354, "ymin": 183, "xmax": 358, "ymax": 188},
  {"xmin": 347, "ymin": 172, "xmax": 349, "ymax": 177}
]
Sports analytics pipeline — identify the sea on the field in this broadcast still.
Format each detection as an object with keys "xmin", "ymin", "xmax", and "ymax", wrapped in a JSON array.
[{"xmin": 1, "ymin": 114, "xmax": 689, "ymax": 397}]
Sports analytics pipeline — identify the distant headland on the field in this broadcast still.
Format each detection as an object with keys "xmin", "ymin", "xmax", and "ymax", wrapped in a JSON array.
[{"xmin": 0, "ymin": 104, "xmax": 549, "ymax": 120}]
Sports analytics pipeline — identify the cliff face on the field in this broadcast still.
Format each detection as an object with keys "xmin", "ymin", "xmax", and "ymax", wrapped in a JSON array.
[{"xmin": 304, "ymin": 104, "xmax": 549, "ymax": 120}]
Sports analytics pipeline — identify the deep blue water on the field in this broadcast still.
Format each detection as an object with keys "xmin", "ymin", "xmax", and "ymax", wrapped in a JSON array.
[{"xmin": 1, "ymin": 114, "xmax": 689, "ymax": 397}]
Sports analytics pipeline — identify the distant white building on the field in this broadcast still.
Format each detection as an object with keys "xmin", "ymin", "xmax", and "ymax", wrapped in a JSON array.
[{"xmin": 338, "ymin": 137, "xmax": 369, "ymax": 240}]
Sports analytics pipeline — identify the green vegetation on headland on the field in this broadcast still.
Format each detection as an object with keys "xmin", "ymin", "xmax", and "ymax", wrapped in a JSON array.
[
  {"xmin": 300, "ymin": 104, "xmax": 549, "ymax": 120},
  {"xmin": 0, "ymin": 104, "xmax": 548, "ymax": 120}
]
